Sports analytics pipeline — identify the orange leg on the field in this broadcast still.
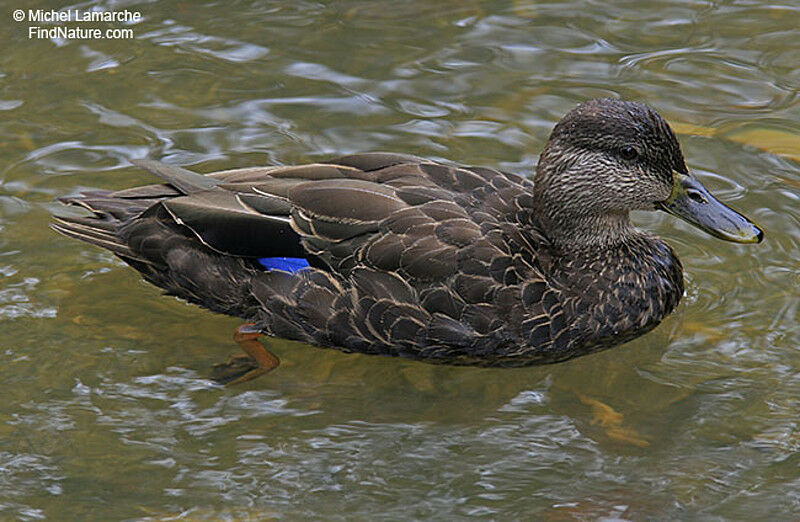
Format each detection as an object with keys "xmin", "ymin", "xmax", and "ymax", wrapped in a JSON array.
[{"xmin": 210, "ymin": 324, "xmax": 280, "ymax": 385}]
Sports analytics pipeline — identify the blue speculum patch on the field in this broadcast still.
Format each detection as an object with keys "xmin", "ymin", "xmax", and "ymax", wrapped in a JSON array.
[{"xmin": 257, "ymin": 257, "xmax": 310, "ymax": 272}]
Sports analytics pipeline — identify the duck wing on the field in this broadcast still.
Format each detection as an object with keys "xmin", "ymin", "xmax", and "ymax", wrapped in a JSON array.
[
  {"xmin": 266, "ymin": 154, "xmax": 540, "ymax": 284},
  {"xmin": 128, "ymin": 154, "xmax": 539, "ymax": 281}
]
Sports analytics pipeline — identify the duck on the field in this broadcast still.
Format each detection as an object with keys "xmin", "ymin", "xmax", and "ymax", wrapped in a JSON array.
[{"xmin": 52, "ymin": 98, "xmax": 763, "ymax": 384}]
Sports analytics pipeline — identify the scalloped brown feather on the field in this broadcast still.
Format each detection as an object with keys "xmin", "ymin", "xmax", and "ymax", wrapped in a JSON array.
[{"xmin": 52, "ymin": 152, "xmax": 683, "ymax": 366}]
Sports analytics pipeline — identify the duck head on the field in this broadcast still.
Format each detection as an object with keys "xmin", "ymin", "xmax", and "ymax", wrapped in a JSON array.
[{"xmin": 533, "ymin": 98, "xmax": 763, "ymax": 251}]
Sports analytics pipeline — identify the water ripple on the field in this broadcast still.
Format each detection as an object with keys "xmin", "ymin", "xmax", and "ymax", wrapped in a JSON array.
[{"xmin": 0, "ymin": 0, "xmax": 799, "ymax": 519}]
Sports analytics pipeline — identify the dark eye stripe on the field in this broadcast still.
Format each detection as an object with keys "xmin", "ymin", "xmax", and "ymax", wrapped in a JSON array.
[{"xmin": 620, "ymin": 146, "xmax": 639, "ymax": 161}]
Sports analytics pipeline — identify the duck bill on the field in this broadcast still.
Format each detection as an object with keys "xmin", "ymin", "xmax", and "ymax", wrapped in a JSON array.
[{"xmin": 659, "ymin": 173, "xmax": 763, "ymax": 243}]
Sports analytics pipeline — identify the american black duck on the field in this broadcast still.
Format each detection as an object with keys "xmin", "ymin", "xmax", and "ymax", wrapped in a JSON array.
[{"xmin": 52, "ymin": 98, "xmax": 763, "ymax": 383}]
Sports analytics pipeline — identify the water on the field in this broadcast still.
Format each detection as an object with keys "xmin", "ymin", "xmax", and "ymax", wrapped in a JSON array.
[{"xmin": 1, "ymin": 0, "xmax": 799, "ymax": 519}]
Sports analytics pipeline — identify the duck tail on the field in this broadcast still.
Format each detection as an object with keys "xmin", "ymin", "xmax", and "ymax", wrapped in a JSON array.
[
  {"xmin": 50, "ymin": 190, "xmax": 149, "ymax": 260},
  {"xmin": 52, "ymin": 159, "xmax": 220, "ymax": 255}
]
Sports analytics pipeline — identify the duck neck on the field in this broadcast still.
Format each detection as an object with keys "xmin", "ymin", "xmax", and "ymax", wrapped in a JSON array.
[
  {"xmin": 535, "ymin": 209, "xmax": 638, "ymax": 256},
  {"xmin": 533, "ymin": 146, "xmax": 640, "ymax": 256}
]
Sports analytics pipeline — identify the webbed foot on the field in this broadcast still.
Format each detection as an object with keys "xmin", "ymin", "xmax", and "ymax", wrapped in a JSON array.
[{"xmin": 210, "ymin": 324, "xmax": 280, "ymax": 385}]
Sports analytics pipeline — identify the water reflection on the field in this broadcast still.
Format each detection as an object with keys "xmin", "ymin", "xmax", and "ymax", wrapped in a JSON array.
[{"xmin": 0, "ymin": 0, "xmax": 798, "ymax": 519}]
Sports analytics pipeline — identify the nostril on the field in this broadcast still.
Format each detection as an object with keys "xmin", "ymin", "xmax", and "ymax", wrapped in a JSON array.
[{"xmin": 686, "ymin": 190, "xmax": 706, "ymax": 204}]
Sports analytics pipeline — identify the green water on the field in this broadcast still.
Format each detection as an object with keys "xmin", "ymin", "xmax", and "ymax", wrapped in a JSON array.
[{"xmin": 1, "ymin": 0, "xmax": 799, "ymax": 519}]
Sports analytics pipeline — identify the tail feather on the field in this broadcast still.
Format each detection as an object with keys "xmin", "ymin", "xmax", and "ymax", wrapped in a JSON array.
[
  {"xmin": 58, "ymin": 192, "xmax": 156, "ymax": 221},
  {"xmin": 53, "ymin": 213, "xmax": 117, "ymax": 233},
  {"xmin": 51, "ymin": 218, "xmax": 135, "ymax": 258},
  {"xmin": 53, "ymin": 189, "xmax": 159, "ymax": 261}
]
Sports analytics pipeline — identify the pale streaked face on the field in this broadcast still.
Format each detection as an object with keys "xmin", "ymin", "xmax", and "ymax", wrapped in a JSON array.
[{"xmin": 535, "ymin": 98, "xmax": 762, "ymax": 244}]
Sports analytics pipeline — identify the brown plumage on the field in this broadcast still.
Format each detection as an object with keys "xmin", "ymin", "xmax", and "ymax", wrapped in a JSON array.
[{"xmin": 52, "ymin": 99, "xmax": 762, "ymax": 381}]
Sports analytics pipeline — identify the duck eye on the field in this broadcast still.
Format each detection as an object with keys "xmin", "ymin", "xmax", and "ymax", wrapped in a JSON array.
[{"xmin": 620, "ymin": 146, "xmax": 639, "ymax": 161}]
